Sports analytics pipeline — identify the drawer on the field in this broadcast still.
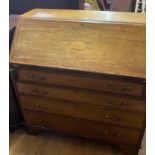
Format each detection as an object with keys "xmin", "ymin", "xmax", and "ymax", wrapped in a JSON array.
[
  {"xmin": 17, "ymin": 69, "xmax": 145, "ymax": 97},
  {"xmin": 17, "ymin": 82, "xmax": 145, "ymax": 112},
  {"xmin": 20, "ymin": 95, "xmax": 144, "ymax": 129},
  {"xmin": 23, "ymin": 110, "xmax": 141, "ymax": 145}
]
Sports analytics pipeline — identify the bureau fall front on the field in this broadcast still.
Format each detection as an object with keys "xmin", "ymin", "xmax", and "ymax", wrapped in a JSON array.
[{"xmin": 9, "ymin": 9, "xmax": 146, "ymax": 155}]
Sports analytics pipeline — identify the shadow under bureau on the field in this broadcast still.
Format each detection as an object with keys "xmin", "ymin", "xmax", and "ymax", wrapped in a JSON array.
[{"xmin": 10, "ymin": 9, "xmax": 146, "ymax": 155}]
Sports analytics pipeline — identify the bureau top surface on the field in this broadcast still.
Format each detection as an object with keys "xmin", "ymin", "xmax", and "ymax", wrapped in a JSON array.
[
  {"xmin": 10, "ymin": 9, "xmax": 146, "ymax": 79},
  {"xmin": 21, "ymin": 9, "xmax": 146, "ymax": 24}
]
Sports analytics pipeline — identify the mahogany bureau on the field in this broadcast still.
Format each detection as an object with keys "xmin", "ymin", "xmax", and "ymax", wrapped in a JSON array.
[{"xmin": 9, "ymin": 9, "xmax": 146, "ymax": 155}]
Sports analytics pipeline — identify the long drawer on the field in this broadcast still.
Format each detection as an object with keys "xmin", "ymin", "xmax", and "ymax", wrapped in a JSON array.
[
  {"xmin": 23, "ymin": 110, "xmax": 141, "ymax": 145},
  {"xmin": 20, "ymin": 95, "xmax": 144, "ymax": 129},
  {"xmin": 17, "ymin": 68, "xmax": 145, "ymax": 97},
  {"xmin": 17, "ymin": 82, "xmax": 145, "ymax": 112}
]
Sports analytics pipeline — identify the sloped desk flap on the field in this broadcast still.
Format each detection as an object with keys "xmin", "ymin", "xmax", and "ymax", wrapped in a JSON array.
[{"xmin": 10, "ymin": 9, "xmax": 146, "ymax": 79}]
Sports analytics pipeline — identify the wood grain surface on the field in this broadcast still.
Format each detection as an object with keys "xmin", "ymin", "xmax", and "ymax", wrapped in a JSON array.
[
  {"xmin": 10, "ymin": 9, "xmax": 146, "ymax": 79},
  {"xmin": 17, "ymin": 68, "xmax": 145, "ymax": 97},
  {"xmin": 16, "ymin": 82, "xmax": 145, "ymax": 112},
  {"xmin": 20, "ymin": 95, "xmax": 144, "ymax": 129},
  {"xmin": 21, "ymin": 9, "xmax": 145, "ymax": 24},
  {"xmin": 10, "ymin": 9, "xmax": 146, "ymax": 155},
  {"xmin": 23, "ymin": 110, "xmax": 141, "ymax": 145}
]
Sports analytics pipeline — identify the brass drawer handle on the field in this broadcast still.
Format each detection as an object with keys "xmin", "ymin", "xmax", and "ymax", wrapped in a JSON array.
[
  {"xmin": 47, "ymin": 105, "xmax": 50, "ymax": 108},
  {"xmin": 36, "ymin": 103, "xmax": 41, "ymax": 107},
  {"xmin": 28, "ymin": 74, "xmax": 47, "ymax": 81},
  {"xmin": 32, "ymin": 88, "xmax": 48, "ymax": 95},
  {"xmin": 49, "ymin": 121, "xmax": 53, "ymax": 125},
  {"xmin": 28, "ymin": 74, "xmax": 34, "ymax": 79},
  {"xmin": 38, "ymin": 120, "xmax": 46, "ymax": 126},
  {"xmin": 122, "ymin": 86, "xmax": 131, "ymax": 92},
  {"xmin": 104, "ymin": 131, "xmax": 120, "ymax": 137},
  {"xmin": 105, "ymin": 115, "xmax": 121, "ymax": 121},
  {"xmin": 35, "ymin": 104, "xmax": 50, "ymax": 109},
  {"xmin": 107, "ymin": 85, "xmax": 116, "ymax": 91},
  {"xmin": 106, "ymin": 101, "xmax": 127, "ymax": 107},
  {"xmin": 32, "ymin": 88, "xmax": 38, "ymax": 93},
  {"xmin": 39, "ymin": 75, "xmax": 47, "ymax": 81},
  {"xmin": 74, "ymin": 91, "xmax": 78, "ymax": 95},
  {"xmin": 43, "ymin": 105, "xmax": 50, "ymax": 109},
  {"xmin": 43, "ymin": 90, "xmax": 48, "ymax": 95},
  {"xmin": 38, "ymin": 120, "xmax": 43, "ymax": 123},
  {"xmin": 108, "ymin": 85, "xmax": 131, "ymax": 92}
]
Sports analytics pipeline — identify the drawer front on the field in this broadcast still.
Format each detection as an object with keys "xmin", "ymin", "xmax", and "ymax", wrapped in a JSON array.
[
  {"xmin": 18, "ymin": 69, "xmax": 145, "ymax": 97},
  {"xmin": 23, "ymin": 110, "xmax": 141, "ymax": 145},
  {"xmin": 20, "ymin": 95, "xmax": 144, "ymax": 129},
  {"xmin": 17, "ymin": 82, "xmax": 145, "ymax": 112}
]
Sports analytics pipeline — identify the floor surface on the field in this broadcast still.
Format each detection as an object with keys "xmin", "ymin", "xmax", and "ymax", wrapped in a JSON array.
[{"xmin": 10, "ymin": 129, "xmax": 145, "ymax": 155}]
